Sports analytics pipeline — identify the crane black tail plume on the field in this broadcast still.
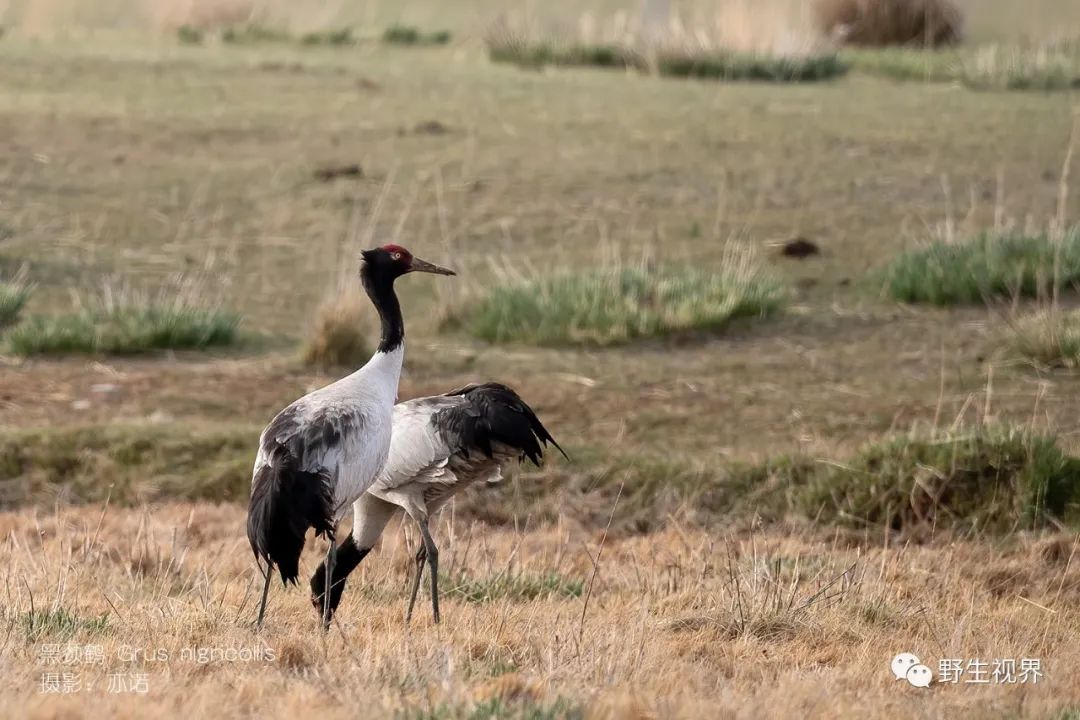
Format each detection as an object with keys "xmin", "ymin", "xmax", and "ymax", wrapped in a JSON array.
[
  {"xmin": 247, "ymin": 445, "xmax": 335, "ymax": 585},
  {"xmin": 443, "ymin": 382, "xmax": 568, "ymax": 466}
]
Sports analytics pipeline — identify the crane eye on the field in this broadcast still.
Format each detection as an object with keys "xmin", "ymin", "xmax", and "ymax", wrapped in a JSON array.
[{"xmin": 391, "ymin": 252, "xmax": 402, "ymax": 260}]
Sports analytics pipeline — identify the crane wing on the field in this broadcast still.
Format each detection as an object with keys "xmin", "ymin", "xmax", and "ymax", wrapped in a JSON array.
[
  {"xmin": 370, "ymin": 383, "xmax": 566, "ymax": 496},
  {"xmin": 253, "ymin": 400, "xmax": 367, "ymax": 481},
  {"xmin": 371, "ymin": 396, "xmax": 461, "ymax": 493}
]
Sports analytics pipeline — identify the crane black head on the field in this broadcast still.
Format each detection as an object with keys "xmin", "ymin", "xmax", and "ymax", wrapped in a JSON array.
[
  {"xmin": 360, "ymin": 244, "xmax": 455, "ymax": 354},
  {"xmin": 360, "ymin": 244, "xmax": 455, "ymax": 281}
]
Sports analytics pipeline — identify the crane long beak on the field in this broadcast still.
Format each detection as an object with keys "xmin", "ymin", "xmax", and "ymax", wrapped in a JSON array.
[{"xmin": 409, "ymin": 257, "xmax": 456, "ymax": 276}]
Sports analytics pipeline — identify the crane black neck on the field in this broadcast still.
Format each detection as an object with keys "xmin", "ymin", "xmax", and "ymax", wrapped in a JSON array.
[{"xmin": 360, "ymin": 264, "xmax": 404, "ymax": 354}]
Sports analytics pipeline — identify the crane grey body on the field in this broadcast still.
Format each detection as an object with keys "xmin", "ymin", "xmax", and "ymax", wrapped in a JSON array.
[
  {"xmin": 245, "ymin": 245, "xmax": 454, "ymax": 629},
  {"xmin": 251, "ymin": 348, "xmax": 401, "ymax": 520},
  {"xmin": 310, "ymin": 382, "xmax": 565, "ymax": 623}
]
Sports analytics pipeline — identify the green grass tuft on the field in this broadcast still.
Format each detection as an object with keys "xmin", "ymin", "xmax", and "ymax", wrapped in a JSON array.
[
  {"xmin": 462, "ymin": 427, "xmax": 1080, "ymax": 536},
  {"xmin": 882, "ymin": 228, "xmax": 1080, "ymax": 305},
  {"xmin": 0, "ymin": 279, "xmax": 31, "ymax": 328},
  {"xmin": 410, "ymin": 698, "xmax": 582, "ymax": 720},
  {"xmin": 488, "ymin": 40, "xmax": 641, "ymax": 70},
  {"xmin": 382, "ymin": 25, "xmax": 420, "ymax": 44},
  {"xmin": 221, "ymin": 23, "xmax": 291, "ymax": 45},
  {"xmin": 176, "ymin": 25, "xmax": 204, "ymax": 45},
  {"xmin": 447, "ymin": 572, "xmax": 584, "ymax": 603},
  {"xmin": 8, "ymin": 295, "xmax": 240, "ymax": 356},
  {"xmin": 21, "ymin": 608, "xmax": 110, "ymax": 641},
  {"xmin": 446, "ymin": 253, "xmax": 785, "ymax": 346},
  {"xmin": 300, "ymin": 27, "xmax": 356, "ymax": 46},
  {"xmin": 845, "ymin": 47, "xmax": 963, "ymax": 81},
  {"xmin": 383, "ymin": 25, "xmax": 452, "ymax": 46},
  {"xmin": 793, "ymin": 427, "xmax": 1080, "ymax": 534},
  {"xmin": 486, "ymin": 33, "xmax": 847, "ymax": 83},
  {"xmin": 657, "ymin": 51, "xmax": 850, "ymax": 82}
]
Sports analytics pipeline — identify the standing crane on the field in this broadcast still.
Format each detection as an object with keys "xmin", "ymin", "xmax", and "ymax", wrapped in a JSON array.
[
  {"xmin": 309, "ymin": 382, "xmax": 565, "ymax": 623},
  {"xmin": 247, "ymin": 244, "xmax": 455, "ymax": 629}
]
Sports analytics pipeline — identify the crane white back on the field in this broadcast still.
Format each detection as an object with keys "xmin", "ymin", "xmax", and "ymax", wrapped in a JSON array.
[
  {"xmin": 246, "ymin": 244, "xmax": 454, "ymax": 629},
  {"xmin": 309, "ymin": 382, "xmax": 565, "ymax": 623}
]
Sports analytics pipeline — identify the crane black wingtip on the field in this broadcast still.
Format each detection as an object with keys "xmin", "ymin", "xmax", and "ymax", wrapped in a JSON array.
[
  {"xmin": 247, "ymin": 445, "xmax": 335, "ymax": 587},
  {"xmin": 549, "ymin": 437, "xmax": 570, "ymax": 463},
  {"xmin": 439, "ymin": 382, "xmax": 567, "ymax": 468}
]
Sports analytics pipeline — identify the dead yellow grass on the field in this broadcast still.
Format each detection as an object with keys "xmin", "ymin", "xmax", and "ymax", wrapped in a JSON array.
[
  {"xmin": 501, "ymin": 1, "xmax": 825, "ymax": 58},
  {"xmin": 301, "ymin": 289, "xmax": 371, "ymax": 369},
  {"xmin": 1, "ymin": 0, "xmax": 340, "ymax": 35},
  {"xmin": 2, "ymin": 503, "xmax": 1078, "ymax": 718},
  {"xmin": 143, "ymin": 0, "xmax": 256, "ymax": 31}
]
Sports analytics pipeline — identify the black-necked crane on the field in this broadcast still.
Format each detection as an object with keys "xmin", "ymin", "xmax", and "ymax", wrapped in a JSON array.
[
  {"xmin": 246, "ymin": 244, "xmax": 455, "ymax": 629},
  {"xmin": 308, "ymin": 382, "xmax": 565, "ymax": 624}
]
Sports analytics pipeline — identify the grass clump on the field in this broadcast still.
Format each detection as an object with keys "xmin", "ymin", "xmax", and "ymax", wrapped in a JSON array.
[
  {"xmin": 21, "ymin": 608, "xmax": 110, "ymax": 641},
  {"xmin": 657, "ymin": 51, "xmax": 849, "ymax": 82},
  {"xmin": 487, "ymin": 36, "xmax": 846, "ymax": 83},
  {"xmin": 486, "ymin": 23, "xmax": 844, "ymax": 82},
  {"xmin": 0, "ymin": 278, "xmax": 31, "ymax": 328},
  {"xmin": 382, "ymin": 25, "xmax": 452, "ymax": 46},
  {"xmin": 813, "ymin": 0, "xmax": 963, "ymax": 48},
  {"xmin": 300, "ymin": 27, "xmax": 356, "ymax": 46},
  {"xmin": 488, "ymin": 39, "xmax": 642, "ymax": 70},
  {"xmin": 447, "ymin": 572, "xmax": 584, "ymax": 603},
  {"xmin": 302, "ymin": 290, "xmax": 370, "ymax": 368},
  {"xmin": 221, "ymin": 23, "xmax": 291, "ymax": 45},
  {"xmin": 959, "ymin": 43, "xmax": 1080, "ymax": 90},
  {"xmin": 463, "ymin": 426, "xmax": 1080, "ymax": 536},
  {"xmin": 8, "ymin": 290, "xmax": 240, "ymax": 356},
  {"xmin": 177, "ymin": 25, "xmax": 204, "ymax": 45},
  {"xmin": 847, "ymin": 43, "xmax": 1080, "ymax": 90},
  {"xmin": 794, "ymin": 427, "xmax": 1080, "ymax": 534},
  {"xmin": 882, "ymin": 228, "xmax": 1080, "ymax": 305},
  {"xmin": 1010, "ymin": 308, "xmax": 1080, "ymax": 368},
  {"xmin": 0, "ymin": 423, "xmax": 255, "ymax": 508},
  {"xmin": 446, "ymin": 249, "xmax": 785, "ymax": 346},
  {"xmin": 411, "ymin": 698, "xmax": 581, "ymax": 720},
  {"xmin": 845, "ymin": 47, "xmax": 962, "ymax": 81}
]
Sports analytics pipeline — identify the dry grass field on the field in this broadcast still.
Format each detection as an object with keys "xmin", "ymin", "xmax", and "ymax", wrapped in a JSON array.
[
  {"xmin": 2, "ymin": 504, "xmax": 1080, "ymax": 719},
  {"xmin": 2, "ymin": 0, "xmax": 1080, "ymax": 718}
]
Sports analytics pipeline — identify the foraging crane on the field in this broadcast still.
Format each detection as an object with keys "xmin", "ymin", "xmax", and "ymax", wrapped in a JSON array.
[
  {"xmin": 247, "ymin": 244, "xmax": 455, "ymax": 629},
  {"xmin": 309, "ymin": 382, "xmax": 565, "ymax": 623}
]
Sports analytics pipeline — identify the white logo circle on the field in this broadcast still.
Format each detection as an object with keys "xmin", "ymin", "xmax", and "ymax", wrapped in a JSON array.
[
  {"xmin": 906, "ymin": 664, "xmax": 933, "ymax": 688},
  {"xmin": 891, "ymin": 652, "xmax": 920, "ymax": 680}
]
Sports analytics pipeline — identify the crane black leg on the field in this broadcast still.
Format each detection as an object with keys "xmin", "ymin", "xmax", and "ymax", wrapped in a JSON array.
[
  {"xmin": 309, "ymin": 534, "xmax": 371, "ymax": 622},
  {"xmin": 418, "ymin": 521, "xmax": 440, "ymax": 624},
  {"xmin": 255, "ymin": 562, "xmax": 272, "ymax": 629},
  {"xmin": 405, "ymin": 544, "xmax": 426, "ymax": 624},
  {"xmin": 322, "ymin": 541, "xmax": 337, "ymax": 630}
]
